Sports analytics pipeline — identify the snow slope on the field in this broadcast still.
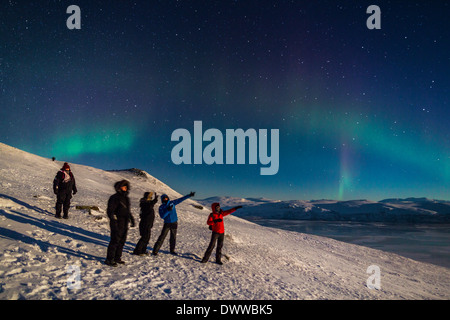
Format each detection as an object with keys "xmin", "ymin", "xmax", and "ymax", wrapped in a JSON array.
[
  {"xmin": 0, "ymin": 142, "xmax": 449, "ymax": 300},
  {"xmin": 198, "ymin": 196, "xmax": 450, "ymax": 223}
]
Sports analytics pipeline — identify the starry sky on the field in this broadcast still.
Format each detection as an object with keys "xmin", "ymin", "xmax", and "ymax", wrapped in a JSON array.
[{"xmin": 1, "ymin": 1, "xmax": 449, "ymax": 201}]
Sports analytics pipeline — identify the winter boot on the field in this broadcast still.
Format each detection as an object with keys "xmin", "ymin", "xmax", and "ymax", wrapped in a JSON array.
[{"xmin": 104, "ymin": 259, "xmax": 118, "ymax": 267}]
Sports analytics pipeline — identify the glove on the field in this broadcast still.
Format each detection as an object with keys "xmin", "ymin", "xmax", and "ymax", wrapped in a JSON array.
[
  {"xmin": 73, "ymin": 191, "xmax": 77, "ymax": 195},
  {"xmin": 130, "ymin": 219, "xmax": 135, "ymax": 228},
  {"xmin": 213, "ymin": 219, "xmax": 223, "ymax": 223},
  {"xmin": 209, "ymin": 225, "xmax": 212, "ymax": 231},
  {"xmin": 189, "ymin": 191, "xmax": 196, "ymax": 197},
  {"xmin": 233, "ymin": 205, "xmax": 242, "ymax": 210}
]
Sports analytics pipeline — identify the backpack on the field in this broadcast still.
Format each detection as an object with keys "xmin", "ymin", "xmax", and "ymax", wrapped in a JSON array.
[{"xmin": 207, "ymin": 212, "xmax": 214, "ymax": 230}]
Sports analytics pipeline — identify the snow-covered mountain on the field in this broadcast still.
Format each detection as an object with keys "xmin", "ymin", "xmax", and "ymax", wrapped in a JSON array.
[
  {"xmin": 198, "ymin": 196, "xmax": 450, "ymax": 223},
  {"xmin": 0, "ymin": 142, "xmax": 449, "ymax": 300}
]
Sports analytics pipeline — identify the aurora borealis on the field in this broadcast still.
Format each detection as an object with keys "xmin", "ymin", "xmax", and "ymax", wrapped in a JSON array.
[{"xmin": 1, "ymin": 1, "xmax": 449, "ymax": 201}]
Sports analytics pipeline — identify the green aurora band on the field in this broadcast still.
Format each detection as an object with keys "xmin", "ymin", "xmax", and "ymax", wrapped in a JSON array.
[
  {"xmin": 49, "ymin": 125, "xmax": 136, "ymax": 159},
  {"xmin": 288, "ymin": 106, "xmax": 450, "ymax": 199}
]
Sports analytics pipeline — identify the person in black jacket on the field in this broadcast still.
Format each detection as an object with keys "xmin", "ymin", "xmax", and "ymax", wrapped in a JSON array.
[
  {"xmin": 105, "ymin": 180, "xmax": 135, "ymax": 267},
  {"xmin": 133, "ymin": 192, "xmax": 158, "ymax": 256},
  {"xmin": 53, "ymin": 162, "xmax": 77, "ymax": 219}
]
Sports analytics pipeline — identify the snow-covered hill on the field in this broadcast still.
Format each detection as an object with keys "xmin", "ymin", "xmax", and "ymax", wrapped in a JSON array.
[
  {"xmin": 0, "ymin": 142, "xmax": 449, "ymax": 300},
  {"xmin": 198, "ymin": 196, "xmax": 450, "ymax": 223}
]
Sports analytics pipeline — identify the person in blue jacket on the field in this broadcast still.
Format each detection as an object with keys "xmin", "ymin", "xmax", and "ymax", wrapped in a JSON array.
[{"xmin": 152, "ymin": 191, "xmax": 195, "ymax": 256}]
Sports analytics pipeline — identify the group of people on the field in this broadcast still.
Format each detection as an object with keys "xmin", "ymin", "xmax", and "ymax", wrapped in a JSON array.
[{"xmin": 52, "ymin": 163, "xmax": 243, "ymax": 267}]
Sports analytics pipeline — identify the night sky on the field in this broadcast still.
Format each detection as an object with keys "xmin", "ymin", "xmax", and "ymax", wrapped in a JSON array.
[{"xmin": 1, "ymin": 1, "xmax": 449, "ymax": 201}]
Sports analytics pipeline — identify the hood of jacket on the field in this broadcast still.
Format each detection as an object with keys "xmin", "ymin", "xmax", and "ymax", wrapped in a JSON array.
[
  {"xmin": 114, "ymin": 180, "xmax": 130, "ymax": 193},
  {"xmin": 211, "ymin": 202, "xmax": 220, "ymax": 214}
]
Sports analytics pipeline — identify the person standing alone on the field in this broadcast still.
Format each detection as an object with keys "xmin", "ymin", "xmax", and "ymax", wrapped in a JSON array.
[{"xmin": 53, "ymin": 162, "xmax": 77, "ymax": 219}]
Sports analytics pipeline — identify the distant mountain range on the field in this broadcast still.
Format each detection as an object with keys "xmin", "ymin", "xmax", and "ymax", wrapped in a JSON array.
[{"xmin": 198, "ymin": 196, "xmax": 450, "ymax": 223}]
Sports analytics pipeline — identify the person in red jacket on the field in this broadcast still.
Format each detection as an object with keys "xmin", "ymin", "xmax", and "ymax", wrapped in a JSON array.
[{"xmin": 201, "ymin": 202, "xmax": 242, "ymax": 265}]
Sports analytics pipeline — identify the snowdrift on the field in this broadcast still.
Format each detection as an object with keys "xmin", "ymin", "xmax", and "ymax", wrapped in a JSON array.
[
  {"xmin": 0, "ymin": 142, "xmax": 449, "ymax": 300},
  {"xmin": 199, "ymin": 196, "xmax": 450, "ymax": 223}
]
